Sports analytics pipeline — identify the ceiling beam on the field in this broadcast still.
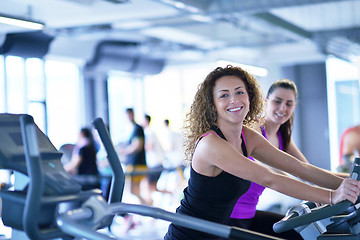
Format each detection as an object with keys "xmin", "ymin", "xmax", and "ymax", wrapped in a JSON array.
[
  {"xmin": 252, "ymin": 13, "xmax": 360, "ymax": 61},
  {"xmin": 175, "ymin": 0, "xmax": 349, "ymax": 14},
  {"xmin": 314, "ymin": 26, "xmax": 360, "ymax": 43},
  {"xmin": 253, "ymin": 12, "xmax": 313, "ymax": 39}
]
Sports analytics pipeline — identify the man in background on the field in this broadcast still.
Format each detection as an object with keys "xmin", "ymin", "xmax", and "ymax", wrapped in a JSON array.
[{"xmin": 118, "ymin": 108, "xmax": 149, "ymax": 205}]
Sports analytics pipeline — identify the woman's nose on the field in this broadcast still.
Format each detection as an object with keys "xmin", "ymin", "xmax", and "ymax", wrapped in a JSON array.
[
  {"xmin": 230, "ymin": 95, "xmax": 238, "ymax": 103},
  {"xmin": 279, "ymin": 103, "xmax": 286, "ymax": 111}
]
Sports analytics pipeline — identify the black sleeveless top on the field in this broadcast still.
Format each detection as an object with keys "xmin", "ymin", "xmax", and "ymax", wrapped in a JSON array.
[{"xmin": 164, "ymin": 126, "xmax": 251, "ymax": 239}]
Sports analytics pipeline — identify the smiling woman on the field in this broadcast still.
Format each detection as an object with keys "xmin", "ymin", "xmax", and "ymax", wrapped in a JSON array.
[{"xmin": 213, "ymin": 75, "xmax": 250, "ymax": 125}]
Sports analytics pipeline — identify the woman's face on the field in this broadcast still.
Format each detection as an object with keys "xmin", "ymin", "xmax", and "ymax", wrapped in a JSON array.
[
  {"xmin": 266, "ymin": 87, "xmax": 296, "ymax": 125},
  {"xmin": 213, "ymin": 75, "xmax": 250, "ymax": 125}
]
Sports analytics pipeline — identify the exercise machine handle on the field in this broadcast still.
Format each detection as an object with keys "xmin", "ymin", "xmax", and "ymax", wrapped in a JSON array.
[
  {"xmin": 92, "ymin": 118, "xmax": 124, "ymax": 204},
  {"xmin": 273, "ymin": 161, "xmax": 360, "ymax": 233},
  {"xmin": 58, "ymin": 195, "xmax": 284, "ymax": 240},
  {"xmin": 273, "ymin": 201, "xmax": 352, "ymax": 233},
  {"xmin": 20, "ymin": 114, "xmax": 64, "ymax": 240}
]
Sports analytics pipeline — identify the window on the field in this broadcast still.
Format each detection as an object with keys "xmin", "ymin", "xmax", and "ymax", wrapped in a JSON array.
[
  {"xmin": 5, "ymin": 56, "xmax": 26, "ymax": 113},
  {"xmin": 45, "ymin": 59, "xmax": 82, "ymax": 149},
  {"xmin": 26, "ymin": 58, "xmax": 46, "ymax": 132},
  {"xmin": 143, "ymin": 63, "xmax": 212, "ymax": 135},
  {"xmin": 326, "ymin": 57, "xmax": 360, "ymax": 171}
]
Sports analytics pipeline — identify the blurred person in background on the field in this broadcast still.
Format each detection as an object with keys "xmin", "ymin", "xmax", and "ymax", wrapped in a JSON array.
[
  {"xmin": 64, "ymin": 127, "xmax": 100, "ymax": 191},
  {"xmin": 158, "ymin": 119, "xmax": 186, "ymax": 194},
  {"xmin": 143, "ymin": 114, "xmax": 167, "ymax": 205},
  {"xmin": 118, "ymin": 108, "xmax": 149, "ymax": 205},
  {"xmin": 338, "ymin": 124, "xmax": 360, "ymax": 172}
]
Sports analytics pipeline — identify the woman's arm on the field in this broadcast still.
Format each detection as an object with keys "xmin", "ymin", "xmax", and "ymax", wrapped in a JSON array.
[
  {"xmin": 256, "ymin": 138, "xmax": 307, "ymax": 176},
  {"xmin": 192, "ymin": 130, "xmax": 360, "ymax": 205},
  {"xmin": 64, "ymin": 153, "xmax": 82, "ymax": 174},
  {"xmin": 118, "ymin": 137, "xmax": 144, "ymax": 155},
  {"xmin": 287, "ymin": 138, "xmax": 349, "ymax": 178},
  {"xmin": 286, "ymin": 139, "xmax": 308, "ymax": 163},
  {"xmin": 248, "ymin": 129, "xmax": 343, "ymax": 190}
]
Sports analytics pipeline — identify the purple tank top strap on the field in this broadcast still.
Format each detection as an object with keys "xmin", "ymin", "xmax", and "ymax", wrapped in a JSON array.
[
  {"xmin": 277, "ymin": 130, "xmax": 284, "ymax": 151},
  {"xmin": 260, "ymin": 125, "xmax": 284, "ymax": 151},
  {"xmin": 260, "ymin": 125, "xmax": 267, "ymax": 139}
]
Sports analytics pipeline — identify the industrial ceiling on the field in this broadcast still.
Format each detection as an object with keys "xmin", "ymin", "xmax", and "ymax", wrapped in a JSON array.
[{"xmin": 1, "ymin": 0, "xmax": 360, "ymax": 67}]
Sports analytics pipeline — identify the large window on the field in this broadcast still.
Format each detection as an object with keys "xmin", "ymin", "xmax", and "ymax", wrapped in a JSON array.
[
  {"xmin": 2, "ymin": 56, "xmax": 47, "ymax": 131},
  {"xmin": 327, "ymin": 57, "xmax": 360, "ymax": 171},
  {"xmin": 143, "ymin": 63, "xmax": 213, "ymax": 133},
  {"xmin": 0, "ymin": 55, "xmax": 82, "ymax": 149},
  {"xmin": 107, "ymin": 63, "xmax": 212, "ymax": 145},
  {"xmin": 5, "ymin": 56, "xmax": 26, "ymax": 114},
  {"xmin": 45, "ymin": 59, "xmax": 82, "ymax": 149},
  {"xmin": 26, "ymin": 58, "xmax": 46, "ymax": 132}
]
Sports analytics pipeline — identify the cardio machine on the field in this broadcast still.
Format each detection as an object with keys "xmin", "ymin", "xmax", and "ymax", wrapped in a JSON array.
[
  {"xmin": 274, "ymin": 157, "xmax": 360, "ymax": 240},
  {"xmin": 0, "ymin": 113, "xmax": 283, "ymax": 240}
]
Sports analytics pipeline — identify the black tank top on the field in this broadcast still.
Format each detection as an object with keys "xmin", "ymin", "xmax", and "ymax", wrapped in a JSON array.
[{"xmin": 164, "ymin": 126, "xmax": 251, "ymax": 240}]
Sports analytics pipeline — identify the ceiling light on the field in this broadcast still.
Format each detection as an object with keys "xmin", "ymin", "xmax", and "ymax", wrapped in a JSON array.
[
  {"xmin": 141, "ymin": 27, "xmax": 206, "ymax": 45},
  {"xmin": 112, "ymin": 20, "xmax": 151, "ymax": 30},
  {"xmin": 190, "ymin": 14, "xmax": 213, "ymax": 23},
  {"xmin": 160, "ymin": 0, "xmax": 201, "ymax": 13},
  {"xmin": 0, "ymin": 14, "xmax": 44, "ymax": 30},
  {"xmin": 217, "ymin": 60, "xmax": 268, "ymax": 77}
]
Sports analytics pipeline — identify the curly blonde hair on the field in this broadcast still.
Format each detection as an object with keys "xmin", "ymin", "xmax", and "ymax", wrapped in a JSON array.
[{"xmin": 183, "ymin": 65, "xmax": 264, "ymax": 164}]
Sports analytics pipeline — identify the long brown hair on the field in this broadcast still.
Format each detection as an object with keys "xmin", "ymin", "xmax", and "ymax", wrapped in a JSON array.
[
  {"xmin": 183, "ymin": 65, "xmax": 264, "ymax": 163},
  {"xmin": 266, "ymin": 78, "xmax": 298, "ymax": 151}
]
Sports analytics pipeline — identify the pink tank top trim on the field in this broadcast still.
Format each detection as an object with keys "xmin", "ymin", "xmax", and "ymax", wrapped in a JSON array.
[{"xmin": 202, "ymin": 132, "xmax": 218, "ymax": 138}]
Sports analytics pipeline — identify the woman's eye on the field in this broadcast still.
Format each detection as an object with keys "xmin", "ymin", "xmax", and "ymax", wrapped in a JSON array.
[
  {"xmin": 274, "ymin": 100, "xmax": 281, "ymax": 104},
  {"xmin": 220, "ymin": 94, "xmax": 228, "ymax": 98},
  {"xmin": 236, "ymin": 91, "xmax": 244, "ymax": 95},
  {"xmin": 286, "ymin": 103, "xmax": 293, "ymax": 107}
]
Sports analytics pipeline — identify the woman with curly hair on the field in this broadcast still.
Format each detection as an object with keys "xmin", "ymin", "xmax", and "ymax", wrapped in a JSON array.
[{"xmin": 164, "ymin": 65, "xmax": 360, "ymax": 240}]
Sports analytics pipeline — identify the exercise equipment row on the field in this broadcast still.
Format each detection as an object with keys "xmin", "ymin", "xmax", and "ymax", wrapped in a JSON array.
[{"xmin": 0, "ymin": 114, "xmax": 283, "ymax": 240}]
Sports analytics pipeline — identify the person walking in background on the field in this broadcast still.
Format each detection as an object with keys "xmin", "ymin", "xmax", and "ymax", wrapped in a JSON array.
[
  {"xmin": 161, "ymin": 119, "xmax": 184, "ymax": 168},
  {"xmin": 159, "ymin": 119, "xmax": 186, "ymax": 193},
  {"xmin": 118, "ymin": 108, "xmax": 149, "ymax": 205},
  {"xmin": 116, "ymin": 108, "xmax": 150, "ymax": 234},
  {"xmin": 64, "ymin": 127, "xmax": 100, "ymax": 191},
  {"xmin": 142, "ymin": 114, "xmax": 166, "ymax": 205}
]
